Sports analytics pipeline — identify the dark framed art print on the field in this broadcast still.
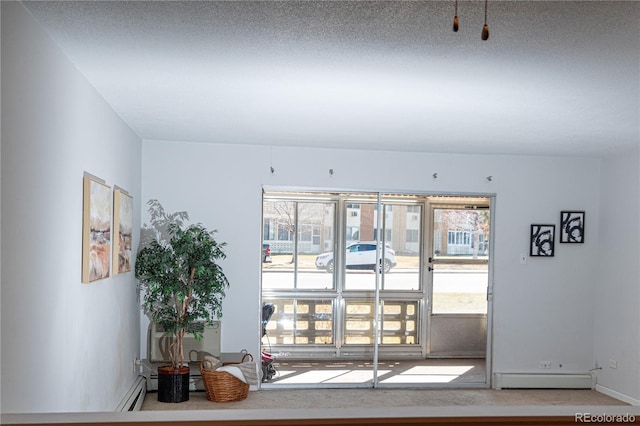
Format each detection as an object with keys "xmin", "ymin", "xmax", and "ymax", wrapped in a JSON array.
[
  {"xmin": 530, "ymin": 224, "xmax": 555, "ymax": 257},
  {"xmin": 560, "ymin": 211, "xmax": 585, "ymax": 243}
]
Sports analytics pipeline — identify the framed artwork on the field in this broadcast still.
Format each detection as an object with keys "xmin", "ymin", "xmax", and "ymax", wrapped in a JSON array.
[
  {"xmin": 530, "ymin": 224, "xmax": 555, "ymax": 257},
  {"xmin": 113, "ymin": 187, "xmax": 133, "ymax": 275},
  {"xmin": 560, "ymin": 211, "xmax": 585, "ymax": 243},
  {"xmin": 82, "ymin": 173, "xmax": 112, "ymax": 283}
]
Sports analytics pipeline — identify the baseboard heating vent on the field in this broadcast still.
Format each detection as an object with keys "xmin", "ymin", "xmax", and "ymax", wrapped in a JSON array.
[
  {"xmin": 494, "ymin": 373, "xmax": 595, "ymax": 390},
  {"xmin": 116, "ymin": 376, "xmax": 146, "ymax": 411}
]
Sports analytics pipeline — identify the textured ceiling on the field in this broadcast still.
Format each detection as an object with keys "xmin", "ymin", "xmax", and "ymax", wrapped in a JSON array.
[{"xmin": 23, "ymin": 1, "xmax": 640, "ymax": 157}]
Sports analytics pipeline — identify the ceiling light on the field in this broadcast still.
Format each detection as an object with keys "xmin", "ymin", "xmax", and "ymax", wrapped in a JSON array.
[
  {"xmin": 481, "ymin": 1, "xmax": 489, "ymax": 40},
  {"xmin": 453, "ymin": 0, "xmax": 459, "ymax": 32}
]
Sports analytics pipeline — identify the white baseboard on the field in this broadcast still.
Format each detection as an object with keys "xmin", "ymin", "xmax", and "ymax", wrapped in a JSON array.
[
  {"xmin": 596, "ymin": 384, "xmax": 640, "ymax": 406},
  {"xmin": 115, "ymin": 376, "xmax": 146, "ymax": 411},
  {"xmin": 494, "ymin": 373, "xmax": 595, "ymax": 390}
]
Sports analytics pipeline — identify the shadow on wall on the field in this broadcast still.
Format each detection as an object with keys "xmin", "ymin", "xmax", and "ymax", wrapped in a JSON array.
[{"xmin": 138, "ymin": 199, "xmax": 190, "ymax": 250}]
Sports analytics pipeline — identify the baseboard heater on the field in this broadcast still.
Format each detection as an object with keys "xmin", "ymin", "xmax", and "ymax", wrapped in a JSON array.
[
  {"xmin": 494, "ymin": 373, "xmax": 595, "ymax": 390},
  {"xmin": 115, "ymin": 376, "xmax": 146, "ymax": 411}
]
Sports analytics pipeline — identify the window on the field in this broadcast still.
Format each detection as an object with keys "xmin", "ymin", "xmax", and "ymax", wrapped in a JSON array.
[
  {"xmin": 406, "ymin": 229, "xmax": 419, "ymax": 243},
  {"xmin": 278, "ymin": 225, "xmax": 293, "ymax": 241},
  {"xmin": 263, "ymin": 218, "xmax": 275, "ymax": 240},
  {"xmin": 262, "ymin": 199, "xmax": 336, "ymax": 290},
  {"xmin": 448, "ymin": 230, "xmax": 471, "ymax": 246},
  {"xmin": 374, "ymin": 204, "xmax": 393, "ymax": 212},
  {"xmin": 432, "ymin": 207, "xmax": 489, "ymax": 314},
  {"xmin": 262, "ymin": 193, "xmax": 489, "ymax": 356},
  {"xmin": 298, "ymin": 224, "xmax": 312, "ymax": 242},
  {"xmin": 343, "ymin": 300, "xmax": 419, "ymax": 345},
  {"xmin": 262, "ymin": 299, "xmax": 334, "ymax": 345},
  {"xmin": 372, "ymin": 229, "xmax": 392, "ymax": 241}
]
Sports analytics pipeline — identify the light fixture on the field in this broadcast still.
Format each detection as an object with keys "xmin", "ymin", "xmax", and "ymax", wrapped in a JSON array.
[
  {"xmin": 453, "ymin": 0, "xmax": 459, "ymax": 32},
  {"xmin": 481, "ymin": 0, "xmax": 489, "ymax": 40}
]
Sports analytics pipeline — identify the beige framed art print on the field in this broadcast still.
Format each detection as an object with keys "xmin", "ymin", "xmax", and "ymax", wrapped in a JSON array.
[
  {"xmin": 113, "ymin": 187, "xmax": 133, "ymax": 275},
  {"xmin": 82, "ymin": 173, "xmax": 112, "ymax": 283}
]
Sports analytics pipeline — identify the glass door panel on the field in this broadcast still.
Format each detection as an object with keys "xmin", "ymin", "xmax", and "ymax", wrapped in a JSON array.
[
  {"xmin": 344, "ymin": 300, "xmax": 375, "ymax": 345},
  {"xmin": 431, "ymin": 207, "xmax": 489, "ymax": 314},
  {"xmin": 343, "ymin": 203, "xmax": 422, "ymax": 291},
  {"xmin": 261, "ymin": 298, "xmax": 334, "ymax": 346},
  {"xmin": 261, "ymin": 192, "xmax": 490, "ymax": 388},
  {"xmin": 381, "ymin": 204, "xmax": 421, "ymax": 291},
  {"xmin": 344, "ymin": 202, "xmax": 378, "ymax": 291},
  {"xmin": 263, "ymin": 199, "xmax": 296, "ymax": 290},
  {"xmin": 297, "ymin": 202, "xmax": 335, "ymax": 290},
  {"xmin": 380, "ymin": 300, "xmax": 419, "ymax": 344},
  {"xmin": 428, "ymin": 206, "xmax": 489, "ymax": 358},
  {"xmin": 432, "ymin": 263, "xmax": 488, "ymax": 314},
  {"xmin": 262, "ymin": 200, "xmax": 335, "ymax": 291}
]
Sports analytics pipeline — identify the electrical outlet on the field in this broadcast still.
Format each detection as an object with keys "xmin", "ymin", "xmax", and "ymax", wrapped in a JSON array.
[
  {"xmin": 538, "ymin": 361, "xmax": 551, "ymax": 369},
  {"xmin": 609, "ymin": 359, "xmax": 617, "ymax": 369},
  {"xmin": 133, "ymin": 357, "xmax": 140, "ymax": 373}
]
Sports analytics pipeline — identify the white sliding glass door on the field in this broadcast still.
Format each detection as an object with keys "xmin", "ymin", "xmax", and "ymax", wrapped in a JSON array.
[{"xmin": 261, "ymin": 191, "xmax": 492, "ymax": 389}]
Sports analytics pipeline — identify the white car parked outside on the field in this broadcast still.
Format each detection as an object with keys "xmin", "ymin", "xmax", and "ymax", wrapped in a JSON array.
[{"xmin": 315, "ymin": 242, "xmax": 396, "ymax": 273}]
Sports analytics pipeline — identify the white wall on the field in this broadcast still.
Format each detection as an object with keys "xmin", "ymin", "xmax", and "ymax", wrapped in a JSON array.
[
  {"xmin": 1, "ymin": 2, "xmax": 142, "ymax": 413},
  {"xmin": 3, "ymin": 0, "xmax": 637, "ymax": 415},
  {"xmin": 142, "ymin": 140, "xmax": 608, "ymax": 383},
  {"xmin": 594, "ymin": 147, "xmax": 640, "ymax": 404}
]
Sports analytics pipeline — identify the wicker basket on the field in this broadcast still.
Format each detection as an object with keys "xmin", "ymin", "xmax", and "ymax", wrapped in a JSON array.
[{"xmin": 200, "ymin": 354, "xmax": 253, "ymax": 402}]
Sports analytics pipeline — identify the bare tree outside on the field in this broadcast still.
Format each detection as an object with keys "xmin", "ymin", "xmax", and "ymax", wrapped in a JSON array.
[
  {"xmin": 264, "ymin": 200, "xmax": 332, "ymax": 261},
  {"xmin": 439, "ymin": 209, "xmax": 489, "ymax": 258}
]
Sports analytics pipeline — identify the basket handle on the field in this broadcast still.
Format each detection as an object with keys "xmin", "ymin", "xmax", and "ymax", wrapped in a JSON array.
[
  {"xmin": 221, "ymin": 352, "xmax": 255, "ymax": 366},
  {"xmin": 201, "ymin": 359, "xmax": 215, "ymax": 371}
]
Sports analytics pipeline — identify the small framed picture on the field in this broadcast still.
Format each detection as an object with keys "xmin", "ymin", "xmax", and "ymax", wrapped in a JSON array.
[
  {"xmin": 560, "ymin": 211, "xmax": 585, "ymax": 243},
  {"xmin": 530, "ymin": 224, "xmax": 555, "ymax": 257},
  {"xmin": 113, "ymin": 187, "xmax": 133, "ymax": 275}
]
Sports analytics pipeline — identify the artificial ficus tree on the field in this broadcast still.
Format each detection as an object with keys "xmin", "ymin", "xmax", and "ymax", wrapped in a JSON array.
[{"xmin": 135, "ymin": 200, "xmax": 229, "ymax": 369}]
